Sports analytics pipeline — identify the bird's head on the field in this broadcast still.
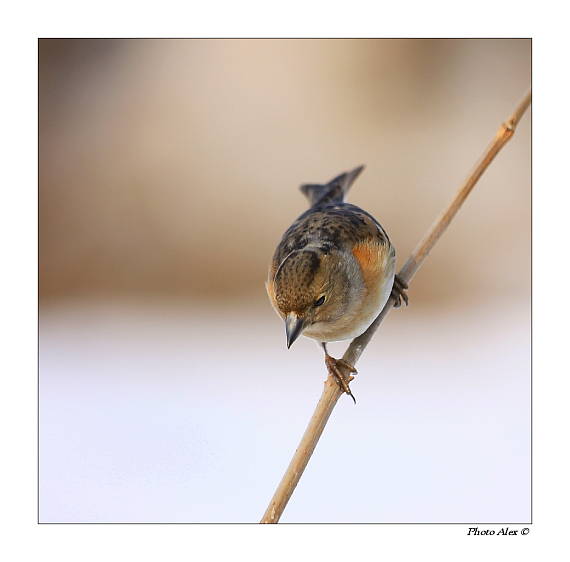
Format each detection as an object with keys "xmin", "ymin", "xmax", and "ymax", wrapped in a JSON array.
[{"xmin": 266, "ymin": 248, "xmax": 363, "ymax": 347}]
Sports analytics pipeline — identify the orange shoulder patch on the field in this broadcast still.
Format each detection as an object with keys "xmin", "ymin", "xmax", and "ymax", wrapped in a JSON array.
[{"xmin": 352, "ymin": 240, "xmax": 385, "ymax": 289}]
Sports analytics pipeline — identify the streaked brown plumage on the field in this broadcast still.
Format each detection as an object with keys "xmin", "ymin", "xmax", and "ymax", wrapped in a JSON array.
[{"xmin": 266, "ymin": 166, "xmax": 407, "ymax": 401}]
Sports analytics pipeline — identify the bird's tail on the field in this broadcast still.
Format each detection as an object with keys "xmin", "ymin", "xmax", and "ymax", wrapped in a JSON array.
[{"xmin": 299, "ymin": 165, "xmax": 365, "ymax": 207}]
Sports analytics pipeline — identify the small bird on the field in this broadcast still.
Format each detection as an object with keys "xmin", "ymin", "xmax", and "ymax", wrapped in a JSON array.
[{"xmin": 266, "ymin": 166, "xmax": 408, "ymax": 402}]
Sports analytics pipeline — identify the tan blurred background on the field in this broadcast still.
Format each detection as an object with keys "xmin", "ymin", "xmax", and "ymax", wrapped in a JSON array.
[
  {"xmin": 39, "ymin": 39, "xmax": 531, "ymax": 523},
  {"xmin": 39, "ymin": 39, "xmax": 530, "ymax": 304}
]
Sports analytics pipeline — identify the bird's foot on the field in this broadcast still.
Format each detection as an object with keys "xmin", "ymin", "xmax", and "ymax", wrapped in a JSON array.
[
  {"xmin": 391, "ymin": 274, "xmax": 409, "ymax": 308},
  {"xmin": 324, "ymin": 354, "xmax": 357, "ymax": 404}
]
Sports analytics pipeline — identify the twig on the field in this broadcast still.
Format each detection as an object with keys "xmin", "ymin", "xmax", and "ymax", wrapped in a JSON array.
[{"xmin": 260, "ymin": 91, "xmax": 531, "ymax": 524}]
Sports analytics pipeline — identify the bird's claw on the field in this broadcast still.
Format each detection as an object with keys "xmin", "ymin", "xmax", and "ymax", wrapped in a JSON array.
[
  {"xmin": 324, "ymin": 354, "xmax": 357, "ymax": 404},
  {"xmin": 391, "ymin": 274, "xmax": 409, "ymax": 308}
]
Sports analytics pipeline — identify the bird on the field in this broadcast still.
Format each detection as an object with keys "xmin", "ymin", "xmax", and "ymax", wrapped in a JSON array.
[{"xmin": 266, "ymin": 165, "xmax": 408, "ymax": 402}]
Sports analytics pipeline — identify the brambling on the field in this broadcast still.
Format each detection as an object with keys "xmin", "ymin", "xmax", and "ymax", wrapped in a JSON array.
[{"xmin": 266, "ymin": 166, "xmax": 408, "ymax": 402}]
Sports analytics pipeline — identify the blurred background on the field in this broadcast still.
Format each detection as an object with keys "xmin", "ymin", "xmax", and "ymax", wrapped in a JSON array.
[{"xmin": 39, "ymin": 39, "xmax": 531, "ymax": 522}]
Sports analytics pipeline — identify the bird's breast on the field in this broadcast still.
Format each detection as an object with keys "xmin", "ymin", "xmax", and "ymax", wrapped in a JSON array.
[{"xmin": 303, "ymin": 239, "xmax": 395, "ymax": 342}]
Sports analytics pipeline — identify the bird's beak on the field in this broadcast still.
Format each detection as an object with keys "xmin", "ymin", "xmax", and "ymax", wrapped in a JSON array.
[{"xmin": 285, "ymin": 313, "xmax": 304, "ymax": 349}]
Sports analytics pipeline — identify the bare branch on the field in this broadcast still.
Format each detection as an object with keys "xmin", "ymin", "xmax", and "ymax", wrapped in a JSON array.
[{"xmin": 260, "ymin": 91, "xmax": 531, "ymax": 524}]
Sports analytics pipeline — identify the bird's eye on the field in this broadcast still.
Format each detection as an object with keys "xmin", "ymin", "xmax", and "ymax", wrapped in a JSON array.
[{"xmin": 314, "ymin": 295, "xmax": 326, "ymax": 307}]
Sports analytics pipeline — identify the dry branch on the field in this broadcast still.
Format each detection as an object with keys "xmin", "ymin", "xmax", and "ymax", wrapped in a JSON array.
[{"xmin": 260, "ymin": 91, "xmax": 531, "ymax": 524}]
